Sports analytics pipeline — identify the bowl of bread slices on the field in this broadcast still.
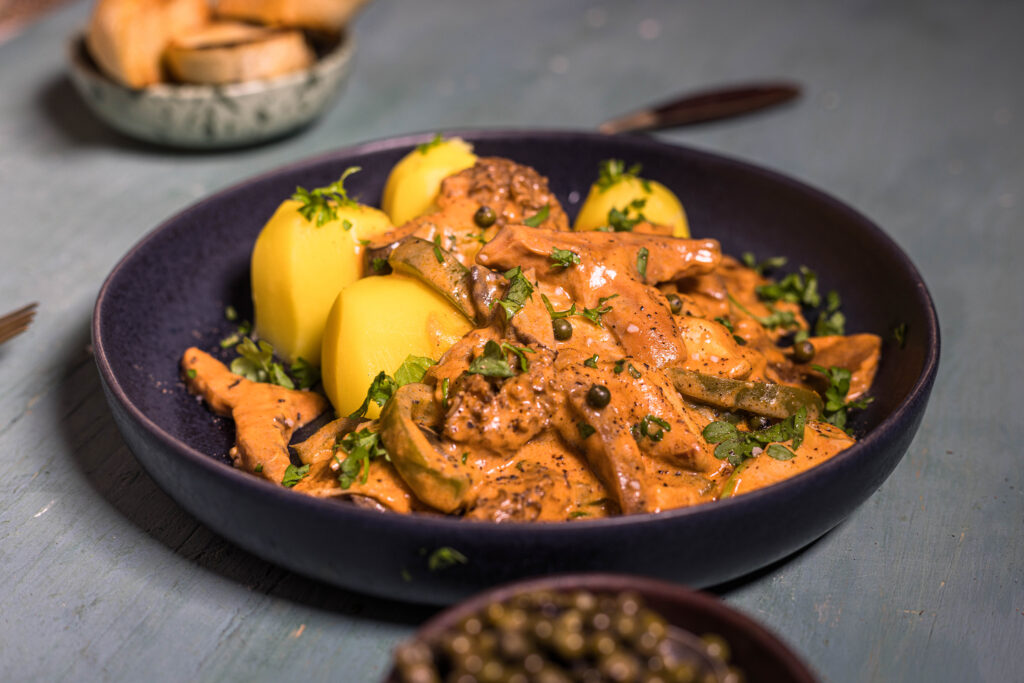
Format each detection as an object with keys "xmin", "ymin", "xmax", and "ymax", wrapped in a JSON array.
[{"xmin": 69, "ymin": 0, "xmax": 366, "ymax": 148}]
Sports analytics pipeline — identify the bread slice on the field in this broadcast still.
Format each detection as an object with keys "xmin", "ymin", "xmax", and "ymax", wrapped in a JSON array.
[
  {"xmin": 86, "ymin": 0, "xmax": 211, "ymax": 88},
  {"xmin": 165, "ymin": 22, "xmax": 315, "ymax": 84},
  {"xmin": 214, "ymin": 0, "xmax": 370, "ymax": 32}
]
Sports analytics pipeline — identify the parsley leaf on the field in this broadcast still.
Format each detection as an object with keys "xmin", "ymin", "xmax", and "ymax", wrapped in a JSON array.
[
  {"xmin": 741, "ymin": 251, "xmax": 788, "ymax": 276},
  {"xmin": 432, "ymin": 234, "xmax": 445, "ymax": 263},
  {"xmin": 291, "ymin": 166, "xmax": 360, "ymax": 226},
  {"xmin": 636, "ymin": 247, "xmax": 649, "ymax": 281},
  {"xmin": 416, "ymin": 133, "xmax": 443, "ymax": 154},
  {"xmin": 282, "ymin": 463, "xmax": 310, "ymax": 488},
  {"xmin": 596, "ymin": 159, "xmax": 644, "ymax": 192},
  {"xmin": 394, "ymin": 355, "xmax": 435, "ymax": 385},
  {"xmin": 578, "ymin": 422, "xmax": 596, "ymax": 439},
  {"xmin": 427, "ymin": 546, "xmax": 467, "ymax": 571},
  {"xmin": 584, "ymin": 354, "xmax": 599, "ymax": 369},
  {"xmin": 892, "ymin": 322, "xmax": 907, "ymax": 348},
  {"xmin": 230, "ymin": 338, "xmax": 294, "ymax": 389},
  {"xmin": 335, "ymin": 428, "xmax": 389, "ymax": 488},
  {"xmin": 290, "ymin": 357, "xmax": 320, "ymax": 390},
  {"xmin": 811, "ymin": 365, "xmax": 873, "ymax": 432},
  {"xmin": 727, "ymin": 293, "xmax": 800, "ymax": 331},
  {"xmin": 579, "ymin": 294, "xmax": 618, "ymax": 327},
  {"xmin": 523, "ymin": 204, "xmax": 550, "ymax": 227},
  {"xmin": 467, "ymin": 340, "xmax": 516, "ymax": 378},
  {"xmin": 498, "ymin": 267, "xmax": 535, "ymax": 320},
  {"xmin": 550, "ymin": 247, "xmax": 581, "ymax": 268},
  {"xmin": 632, "ymin": 414, "xmax": 671, "ymax": 442},
  {"xmin": 605, "ymin": 198, "xmax": 648, "ymax": 232}
]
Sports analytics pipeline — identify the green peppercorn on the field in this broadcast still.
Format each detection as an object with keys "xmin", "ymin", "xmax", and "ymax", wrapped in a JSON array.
[
  {"xmin": 792, "ymin": 339, "xmax": 815, "ymax": 363},
  {"xmin": 552, "ymin": 318, "xmax": 573, "ymax": 341},
  {"xmin": 666, "ymin": 293, "xmax": 683, "ymax": 315},
  {"xmin": 586, "ymin": 384, "xmax": 611, "ymax": 409},
  {"xmin": 474, "ymin": 206, "xmax": 497, "ymax": 228}
]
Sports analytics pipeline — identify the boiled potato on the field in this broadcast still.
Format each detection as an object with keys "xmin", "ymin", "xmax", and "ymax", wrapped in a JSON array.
[
  {"xmin": 251, "ymin": 198, "xmax": 391, "ymax": 365},
  {"xmin": 321, "ymin": 273, "xmax": 473, "ymax": 417},
  {"xmin": 573, "ymin": 161, "xmax": 690, "ymax": 237},
  {"xmin": 381, "ymin": 136, "xmax": 477, "ymax": 226}
]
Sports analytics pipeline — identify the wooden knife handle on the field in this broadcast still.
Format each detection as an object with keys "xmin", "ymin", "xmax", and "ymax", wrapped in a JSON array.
[{"xmin": 599, "ymin": 82, "xmax": 801, "ymax": 134}]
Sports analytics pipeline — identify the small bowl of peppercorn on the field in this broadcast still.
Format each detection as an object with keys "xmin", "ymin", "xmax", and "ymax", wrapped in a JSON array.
[{"xmin": 386, "ymin": 573, "xmax": 817, "ymax": 683}]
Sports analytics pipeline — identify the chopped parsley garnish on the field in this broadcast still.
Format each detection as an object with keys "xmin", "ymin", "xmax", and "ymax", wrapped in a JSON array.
[
  {"xmin": 441, "ymin": 377, "xmax": 451, "ymax": 408},
  {"xmin": 186, "ymin": 368, "xmax": 197, "ymax": 379},
  {"xmin": 290, "ymin": 357, "xmax": 320, "ymax": 390},
  {"xmin": 596, "ymin": 159, "xmax": 648, "ymax": 192},
  {"xmin": 605, "ymin": 198, "xmax": 648, "ymax": 232},
  {"xmin": 636, "ymin": 247, "xmax": 649, "ymax": 281},
  {"xmin": 282, "ymin": 463, "xmax": 310, "ymax": 488},
  {"xmin": 416, "ymin": 133, "xmax": 443, "ymax": 154},
  {"xmin": 541, "ymin": 293, "xmax": 577, "ymax": 319},
  {"xmin": 253, "ymin": 463, "xmax": 263, "ymax": 474},
  {"xmin": 550, "ymin": 247, "xmax": 581, "ymax": 268},
  {"xmin": 230, "ymin": 338, "xmax": 294, "ymax": 389},
  {"xmin": 466, "ymin": 230, "xmax": 489, "ymax": 245},
  {"xmin": 714, "ymin": 316, "xmax": 748, "ymax": 346},
  {"xmin": 627, "ymin": 363, "xmax": 642, "ymax": 379},
  {"xmin": 427, "ymin": 546, "xmax": 467, "ymax": 571},
  {"xmin": 349, "ymin": 355, "xmax": 435, "ymax": 417},
  {"xmin": 814, "ymin": 291, "xmax": 846, "ymax": 336},
  {"xmin": 632, "ymin": 414, "xmax": 671, "ymax": 442},
  {"xmin": 467, "ymin": 340, "xmax": 533, "ymax": 378},
  {"xmin": 812, "ymin": 365, "xmax": 873, "ymax": 432},
  {"xmin": 341, "ymin": 219, "xmax": 353, "ymax": 232},
  {"xmin": 741, "ymin": 252, "xmax": 788, "ymax": 276},
  {"xmin": 335, "ymin": 428, "xmax": 388, "ymax": 488},
  {"xmin": 727, "ymin": 293, "xmax": 800, "ymax": 331},
  {"xmin": 291, "ymin": 166, "xmax": 360, "ymax": 226},
  {"xmin": 497, "ymin": 267, "xmax": 535, "ymax": 320},
  {"xmin": 523, "ymin": 204, "xmax": 550, "ymax": 227},
  {"xmin": 702, "ymin": 406, "xmax": 808, "ymax": 466},
  {"xmin": 432, "ymin": 234, "xmax": 445, "ymax": 263},
  {"xmin": 370, "ymin": 256, "xmax": 389, "ymax": 273},
  {"xmin": 756, "ymin": 266, "xmax": 821, "ymax": 308},
  {"xmin": 224, "ymin": 305, "xmax": 238, "ymax": 322},
  {"xmin": 893, "ymin": 322, "xmax": 907, "ymax": 348},
  {"xmin": 579, "ymin": 294, "xmax": 618, "ymax": 327},
  {"xmin": 578, "ymin": 422, "xmax": 597, "ymax": 439},
  {"xmin": 584, "ymin": 354, "xmax": 599, "ymax": 369}
]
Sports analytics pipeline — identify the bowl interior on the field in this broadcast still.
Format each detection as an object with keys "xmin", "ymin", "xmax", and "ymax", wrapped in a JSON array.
[{"xmin": 93, "ymin": 130, "xmax": 939, "ymax": 602}]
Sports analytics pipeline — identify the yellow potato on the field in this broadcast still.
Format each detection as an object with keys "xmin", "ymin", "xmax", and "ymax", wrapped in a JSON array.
[
  {"xmin": 573, "ymin": 166, "xmax": 690, "ymax": 238},
  {"xmin": 251, "ymin": 199, "xmax": 391, "ymax": 365},
  {"xmin": 381, "ymin": 136, "xmax": 477, "ymax": 226},
  {"xmin": 321, "ymin": 273, "xmax": 473, "ymax": 417}
]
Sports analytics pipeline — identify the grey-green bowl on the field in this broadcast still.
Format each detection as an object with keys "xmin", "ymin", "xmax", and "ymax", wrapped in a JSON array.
[{"xmin": 67, "ymin": 29, "xmax": 354, "ymax": 149}]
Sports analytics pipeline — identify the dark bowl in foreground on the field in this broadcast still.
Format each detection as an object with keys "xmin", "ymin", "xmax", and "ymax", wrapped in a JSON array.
[
  {"xmin": 92, "ymin": 130, "xmax": 940, "ymax": 605},
  {"xmin": 384, "ymin": 573, "xmax": 818, "ymax": 682}
]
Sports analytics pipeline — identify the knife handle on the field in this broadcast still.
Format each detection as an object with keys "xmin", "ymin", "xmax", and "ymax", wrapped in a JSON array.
[{"xmin": 599, "ymin": 81, "xmax": 801, "ymax": 134}]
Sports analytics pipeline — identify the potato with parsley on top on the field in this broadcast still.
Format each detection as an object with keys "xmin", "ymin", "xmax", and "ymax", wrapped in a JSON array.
[
  {"xmin": 574, "ymin": 159, "xmax": 690, "ymax": 238},
  {"xmin": 250, "ymin": 167, "xmax": 391, "ymax": 366},
  {"xmin": 381, "ymin": 135, "xmax": 477, "ymax": 226}
]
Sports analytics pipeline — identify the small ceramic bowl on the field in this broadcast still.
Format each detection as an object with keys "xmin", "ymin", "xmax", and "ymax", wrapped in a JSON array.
[
  {"xmin": 67, "ymin": 29, "xmax": 355, "ymax": 149},
  {"xmin": 384, "ymin": 573, "xmax": 818, "ymax": 682}
]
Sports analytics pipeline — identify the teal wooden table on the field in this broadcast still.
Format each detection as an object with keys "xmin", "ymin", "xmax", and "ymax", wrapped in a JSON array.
[{"xmin": 1, "ymin": 1, "xmax": 1021, "ymax": 680}]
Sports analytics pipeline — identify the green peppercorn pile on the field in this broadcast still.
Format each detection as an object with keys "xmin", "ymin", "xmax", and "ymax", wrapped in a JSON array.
[{"xmin": 391, "ymin": 589, "xmax": 742, "ymax": 683}]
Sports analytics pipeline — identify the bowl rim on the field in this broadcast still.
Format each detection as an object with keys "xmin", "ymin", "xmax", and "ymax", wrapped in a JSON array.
[
  {"xmin": 388, "ymin": 572, "xmax": 818, "ymax": 682},
  {"xmin": 91, "ymin": 128, "xmax": 941, "ymax": 538},
  {"xmin": 67, "ymin": 27, "xmax": 355, "ymax": 99}
]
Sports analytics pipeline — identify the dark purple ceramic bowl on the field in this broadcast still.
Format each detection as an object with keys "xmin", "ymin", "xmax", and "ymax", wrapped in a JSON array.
[
  {"xmin": 384, "ymin": 573, "xmax": 818, "ymax": 682},
  {"xmin": 92, "ymin": 130, "xmax": 939, "ymax": 605}
]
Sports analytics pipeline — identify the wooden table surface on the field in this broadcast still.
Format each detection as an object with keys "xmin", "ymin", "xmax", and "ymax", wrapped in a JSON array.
[{"xmin": 1, "ymin": 1, "xmax": 1021, "ymax": 680}]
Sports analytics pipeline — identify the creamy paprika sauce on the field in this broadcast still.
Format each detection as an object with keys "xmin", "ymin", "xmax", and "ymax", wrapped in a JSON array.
[{"xmin": 182, "ymin": 157, "xmax": 881, "ymax": 521}]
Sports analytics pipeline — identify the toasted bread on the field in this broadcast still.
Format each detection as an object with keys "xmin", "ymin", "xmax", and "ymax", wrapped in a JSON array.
[
  {"xmin": 214, "ymin": 0, "xmax": 370, "ymax": 32},
  {"xmin": 165, "ymin": 22, "xmax": 314, "ymax": 84},
  {"xmin": 86, "ymin": 0, "xmax": 210, "ymax": 88}
]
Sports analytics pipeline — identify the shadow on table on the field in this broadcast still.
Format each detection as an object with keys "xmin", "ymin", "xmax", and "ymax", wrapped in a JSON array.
[{"xmin": 55, "ymin": 314, "xmax": 437, "ymax": 629}]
